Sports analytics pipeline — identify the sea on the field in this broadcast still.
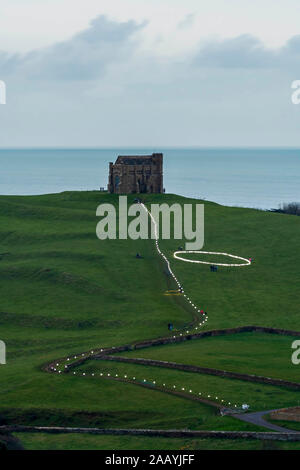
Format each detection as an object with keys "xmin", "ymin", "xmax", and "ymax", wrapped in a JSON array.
[{"xmin": 1, "ymin": 147, "xmax": 300, "ymax": 210}]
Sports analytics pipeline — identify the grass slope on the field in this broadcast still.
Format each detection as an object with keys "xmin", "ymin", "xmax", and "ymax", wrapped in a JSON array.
[
  {"xmin": 0, "ymin": 191, "xmax": 299, "ymax": 450},
  {"xmin": 119, "ymin": 332, "xmax": 300, "ymax": 382},
  {"xmin": 14, "ymin": 432, "xmax": 300, "ymax": 451}
]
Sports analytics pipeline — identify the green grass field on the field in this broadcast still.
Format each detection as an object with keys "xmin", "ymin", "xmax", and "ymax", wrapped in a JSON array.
[
  {"xmin": 0, "ymin": 191, "xmax": 299, "ymax": 450},
  {"xmin": 266, "ymin": 419, "xmax": 300, "ymax": 432},
  {"xmin": 13, "ymin": 432, "xmax": 300, "ymax": 451},
  {"xmin": 72, "ymin": 359, "xmax": 299, "ymax": 412},
  {"xmin": 118, "ymin": 332, "xmax": 299, "ymax": 382}
]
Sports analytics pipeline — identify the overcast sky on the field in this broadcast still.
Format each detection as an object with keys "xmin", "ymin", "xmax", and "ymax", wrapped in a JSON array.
[{"xmin": 1, "ymin": 0, "xmax": 300, "ymax": 147}]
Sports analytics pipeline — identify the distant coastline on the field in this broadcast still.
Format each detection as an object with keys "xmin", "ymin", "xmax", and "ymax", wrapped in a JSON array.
[{"xmin": 1, "ymin": 147, "xmax": 299, "ymax": 210}]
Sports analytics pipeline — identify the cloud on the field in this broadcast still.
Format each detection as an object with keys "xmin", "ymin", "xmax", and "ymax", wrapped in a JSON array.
[
  {"xmin": 0, "ymin": 15, "xmax": 145, "ymax": 80},
  {"xmin": 177, "ymin": 13, "xmax": 196, "ymax": 30},
  {"xmin": 192, "ymin": 32, "xmax": 300, "ymax": 70},
  {"xmin": 1, "ymin": 16, "xmax": 300, "ymax": 147},
  {"xmin": 194, "ymin": 34, "xmax": 277, "ymax": 68},
  {"xmin": 281, "ymin": 34, "xmax": 300, "ymax": 61},
  {"xmin": 2, "ymin": 16, "xmax": 300, "ymax": 83}
]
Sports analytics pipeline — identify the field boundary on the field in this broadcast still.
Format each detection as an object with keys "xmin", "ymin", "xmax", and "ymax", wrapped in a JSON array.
[
  {"xmin": 95, "ymin": 354, "xmax": 300, "ymax": 390},
  {"xmin": 113, "ymin": 325, "xmax": 300, "ymax": 353},
  {"xmin": 51, "ymin": 325, "xmax": 300, "ymax": 374},
  {"xmin": 2, "ymin": 425, "xmax": 300, "ymax": 441}
]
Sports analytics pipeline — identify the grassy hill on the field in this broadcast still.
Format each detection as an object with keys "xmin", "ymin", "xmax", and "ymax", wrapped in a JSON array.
[{"xmin": 0, "ymin": 191, "xmax": 299, "ymax": 450}]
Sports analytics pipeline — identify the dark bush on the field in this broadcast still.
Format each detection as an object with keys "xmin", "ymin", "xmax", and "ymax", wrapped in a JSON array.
[{"xmin": 271, "ymin": 202, "xmax": 300, "ymax": 216}]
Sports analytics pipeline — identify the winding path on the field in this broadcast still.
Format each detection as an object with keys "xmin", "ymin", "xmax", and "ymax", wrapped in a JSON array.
[{"xmin": 233, "ymin": 410, "xmax": 298, "ymax": 433}]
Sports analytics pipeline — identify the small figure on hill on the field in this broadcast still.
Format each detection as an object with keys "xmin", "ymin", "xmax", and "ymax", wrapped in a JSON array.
[
  {"xmin": 136, "ymin": 253, "xmax": 142, "ymax": 259},
  {"xmin": 168, "ymin": 323, "xmax": 173, "ymax": 331}
]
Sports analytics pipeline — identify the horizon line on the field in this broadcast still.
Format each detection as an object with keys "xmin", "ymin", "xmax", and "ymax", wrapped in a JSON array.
[{"xmin": 0, "ymin": 145, "xmax": 300, "ymax": 150}]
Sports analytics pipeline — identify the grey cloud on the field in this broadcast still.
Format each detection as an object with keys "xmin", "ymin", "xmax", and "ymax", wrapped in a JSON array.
[
  {"xmin": 193, "ymin": 32, "xmax": 300, "ymax": 70},
  {"xmin": 194, "ymin": 34, "xmax": 277, "ymax": 68},
  {"xmin": 0, "ymin": 15, "xmax": 145, "ymax": 80},
  {"xmin": 281, "ymin": 34, "xmax": 300, "ymax": 60},
  {"xmin": 1, "ymin": 17, "xmax": 300, "ymax": 147},
  {"xmin": 177, "ymin": 13, "xmax": 196, "ymax": 30}
]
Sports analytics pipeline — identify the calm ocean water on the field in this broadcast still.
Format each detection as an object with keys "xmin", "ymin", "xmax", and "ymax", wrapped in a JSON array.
[{"xmin": 1, "ymin": 148, "xmax": 300, "ymax": 209}]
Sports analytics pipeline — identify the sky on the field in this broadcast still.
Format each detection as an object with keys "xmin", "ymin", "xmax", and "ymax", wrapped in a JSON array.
[{"xmin": 1, "ymin": 0, "xmax": 300, "ymax": 147}]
